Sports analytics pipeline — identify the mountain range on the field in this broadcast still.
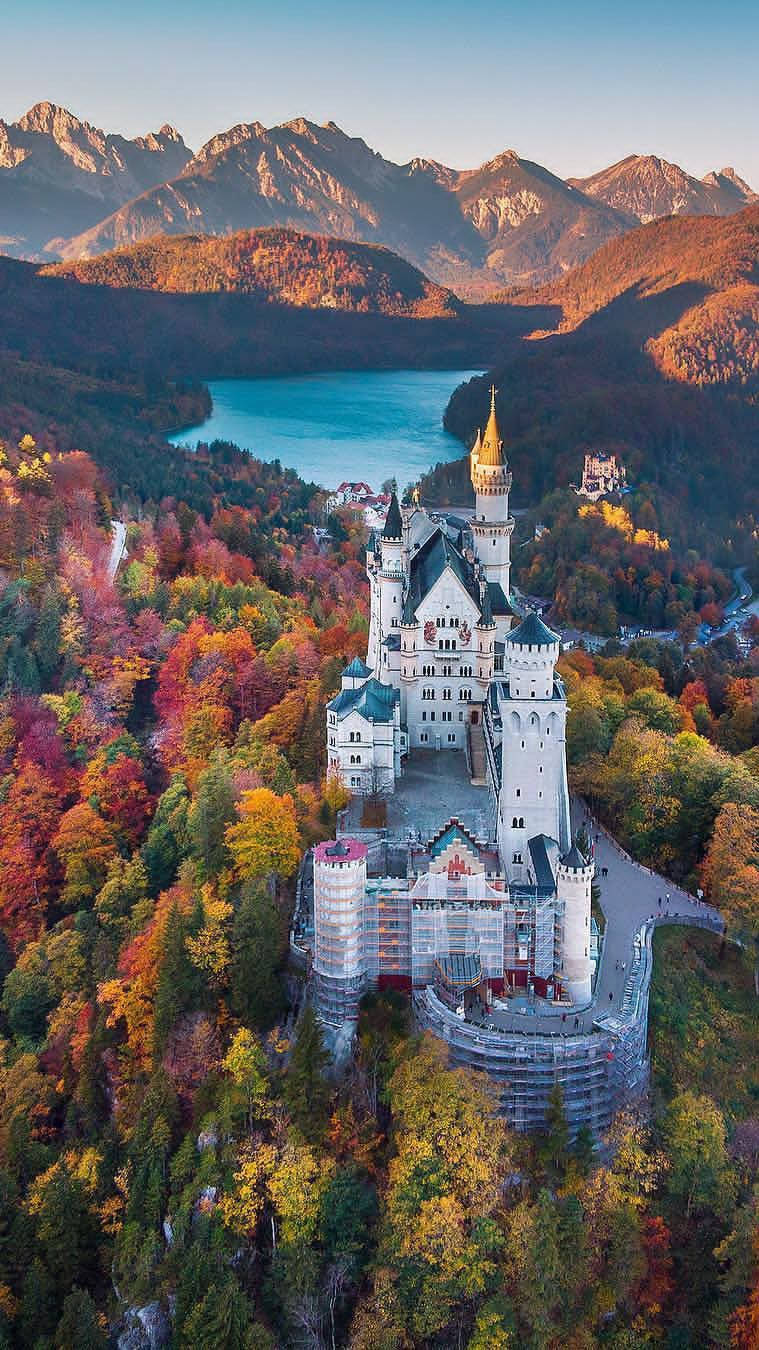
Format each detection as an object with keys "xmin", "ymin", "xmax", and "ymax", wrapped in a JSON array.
[{"xmin": 2, "ymin": 103, "xmax": 756, "ymax": 291}]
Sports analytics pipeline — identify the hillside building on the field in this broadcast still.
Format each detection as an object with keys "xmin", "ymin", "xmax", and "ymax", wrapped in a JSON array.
[{"xmin": 578, "ymin": 451, "xmax": 627, "ymax": 500}]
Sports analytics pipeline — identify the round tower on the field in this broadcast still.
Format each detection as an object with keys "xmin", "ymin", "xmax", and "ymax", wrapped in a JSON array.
[
  {"xmin": 376, "ymin": 491, "xmax": 404, "ymax": 662},
  {"xmin": 496, "ymin": 611, "xmax": 571, "ymax": 876},
  {"xmin": 313, "ymin": 838, "xmax": 369, "ymax": 1025},
  {"xmin": 503, "ymin": 610, "xmax": 560, "ymax": 699},
  {"xmin": 557, "ymin": 843, "xmax": 594, "ymax": 1006},
  {"xmin": 470, "ymin": 387, "xmax": 514, "ymax": 596}
]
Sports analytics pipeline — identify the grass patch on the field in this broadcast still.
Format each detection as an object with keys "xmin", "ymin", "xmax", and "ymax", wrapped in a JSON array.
[{"xmin": 649, "ymin": 927, "xmax": 759, "ymax": 1123}]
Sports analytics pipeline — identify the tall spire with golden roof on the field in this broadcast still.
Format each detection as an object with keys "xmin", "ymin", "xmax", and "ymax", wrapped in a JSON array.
[{"xmin": 479, "ymin": 385, "xmax": 503, "ymax": 467}]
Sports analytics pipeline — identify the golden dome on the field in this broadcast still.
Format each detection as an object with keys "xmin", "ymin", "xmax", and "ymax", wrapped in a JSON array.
[{"xmin": 479, "ymin": 385, "xmax": 503, "ymax": 467}]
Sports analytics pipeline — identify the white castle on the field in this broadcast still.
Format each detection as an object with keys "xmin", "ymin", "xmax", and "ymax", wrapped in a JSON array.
[{"xmin": 319, "ymin": 389, "xmax": 593, "ymax": 1031}]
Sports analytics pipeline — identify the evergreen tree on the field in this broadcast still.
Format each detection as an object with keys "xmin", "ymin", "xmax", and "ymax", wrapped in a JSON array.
[
  {"xmin": 152, "ymin": 903, "xmax": 196, "ymax": 1061},
  {"xmin": 180, "ymin": 1277, "xmax": 253, "ymax": 1350},
  {"xmin": 188, "ymin": 752, "xmax": 236, "ymax": 882},
  {"xmin": 284, "ymin": 1006, "xmax": 331, "ymax": 1141},
  {"xmin": 141, "ymin": 778, "xmax": 190, "ymax": 895},
  {"xmin": 230, "ymin": 881, "xmax": 285, "ymax": 1030},
  {"xmin": 54, "ymin": 1288, "xmax": 107, "ymax": 1350}
]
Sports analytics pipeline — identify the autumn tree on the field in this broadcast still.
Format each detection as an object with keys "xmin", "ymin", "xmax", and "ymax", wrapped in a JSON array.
[{"xmin": 225, "ymin": 788, "xmax": 300, "ymax": 883}]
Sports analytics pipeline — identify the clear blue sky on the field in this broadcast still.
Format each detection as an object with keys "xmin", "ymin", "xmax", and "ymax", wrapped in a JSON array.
[{"xmin": 3, "ymin": 0, "xmax": 759, "ymax": 184}]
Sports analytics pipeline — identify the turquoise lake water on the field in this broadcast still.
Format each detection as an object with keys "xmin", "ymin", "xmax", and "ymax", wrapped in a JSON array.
[{"xmin": 170, "ymin": 369, "xmax": 481, "ymax": 491}]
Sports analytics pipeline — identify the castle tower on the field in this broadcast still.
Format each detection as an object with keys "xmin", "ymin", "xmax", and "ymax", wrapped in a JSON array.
[
  {"xmin": 557, "ymin": 844, "xmax": 594, "ymax": 1005},
  {"xmin": 313, "ymin": 838, "xmax": 369, "ymax": 1025},
  {"xmin": 371, "ymin": 492, "xmax": 404, "ymax": 677},
  {"xmin": 496, "ymin": 611, "xmax": 571, "ymax": 877},
  {"xmin": 470, "ymin": 387, "xmax": 514, "ymax": 598}
]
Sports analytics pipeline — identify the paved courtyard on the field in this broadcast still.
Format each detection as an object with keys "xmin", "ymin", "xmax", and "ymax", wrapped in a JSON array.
[
  {"xmin": 386, "ymin": 750, "xmax": 492, "ymax": 840},
  {"xmin": 341, "ymin": 749, "xmax": 492, "ymax": 839}
]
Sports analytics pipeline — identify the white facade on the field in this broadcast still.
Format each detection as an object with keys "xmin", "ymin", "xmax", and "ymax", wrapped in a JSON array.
[
  {"xmin": 319, "ymin": 390, "xmax": 594, "ymax": 1012},
  {"xmin": 496, "ymin": 614, "xmax": 571, "ymax": 878},
  {"xmin": 326, "ymin": 658, "xmax": 405, "ymax": 794},
  {"xmin": 557, "ymin": 848, "xmax": 594, "ymax": 1004}
]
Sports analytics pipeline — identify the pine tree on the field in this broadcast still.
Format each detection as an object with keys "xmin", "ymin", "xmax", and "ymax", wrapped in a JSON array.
[
  {"xmin": 152, "ymin": 903, "xmax": 196, "ymax": 1061},
  {"xmin": 285, "ymin": 1006, "xmax": 331, "ymax": 1141},
  {"xmin": 188, "ymin": 752, "xmax": 236, "ymax": 882},
  {"xmin": 180, "ymin": 1277, "xmax": 253, "ymax": 1350},
  {"xmin": 54, "ymin": 1288, "xmax": 107, "ymax": 1350},
  {"xmin": 230, "ymin": 881, "xmax": 285, "ymax": 1030}
]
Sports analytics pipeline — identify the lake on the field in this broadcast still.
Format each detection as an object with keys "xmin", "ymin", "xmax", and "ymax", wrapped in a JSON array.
[{"xmin": 170, "ymin": 369, "xmax": 481, "ymax": 491}]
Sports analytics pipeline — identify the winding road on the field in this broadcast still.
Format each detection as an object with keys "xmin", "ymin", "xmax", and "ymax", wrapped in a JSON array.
[
  {"xmin": 469, "ymin": 799, "xmax": 723, "ymax": 1037},
  {"xmin": 107, "ymin": 519, "xmax": 127, "ymax": 581}
]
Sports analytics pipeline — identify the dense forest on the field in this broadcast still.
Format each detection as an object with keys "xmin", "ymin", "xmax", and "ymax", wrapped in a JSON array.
[
  {"xmin": 45, "ymin": 229, "xmax": 462, "ymax": 318},
  {"xmin": 436, "ymin": 205, "xmax": 759, "ymax": 538},
  {"xmin": 511, "ymin": 489, "xmax": 738, "ymax": 636},
  {"xmin": 0, "ymin": 427, "xmax": 756, "ymax": 1347}
]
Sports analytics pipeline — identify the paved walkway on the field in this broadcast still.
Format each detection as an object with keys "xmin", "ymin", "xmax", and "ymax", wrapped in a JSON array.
[
  {"xmin": 468, "ymin": 798, "xmax": 723, "ymax": 1037},
  {"xmin": 107, "ymin": 519, "xmax": 127, "ymax": 581}
]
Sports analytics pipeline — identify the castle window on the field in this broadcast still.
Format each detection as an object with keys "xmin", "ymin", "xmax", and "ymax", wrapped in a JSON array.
[
  {"xmin": 422, "ymin": 711, "xmax": 427, "ymax": 721},
  {"xmin": 439, "ymin": 640, "xmax": 444, "ymax": 650},
  {"xmin": 459, "ymin": 711, "xmax": 464, "ymax": 721},
  {"xmin": 546, "ymin": 727, "xmax": 551, "ymax": 735},
  {"xmin": 452, "ymin": 616, "xmax": 459, "ymax": 627},
  {"xmin": 513, "ymin": 852, "xmax": 522, "ymax": 864},
  {"xmin": 420, "ymin": 732, "xmax": 428, "ymax": 743},
  {"xmin": 540, "ymin": 741, "xmax": 544, "ymax": 749},
  {"xmin": 521, "ymin": 740, "xmax": 525, "ymax": 749},
  {"xmin": 443, "ymin": 688, "xmax": 452, "ymax": 701},
  {"xmin": 519, "ymin": 817, "xmax": 524, "ymax": 828},
  {"xmin": 447, "ymin": 733, "xmax": 456, "ymax": 743},
  {"xmin": 515, "ymin": 788, "xmax": 521, "ymax": 798},
  {"xmin": 452, "ymin": 640, "xmax": 457, "ymax": 651},
  {"xmin": 430, "ymin": 711, "xmax": 436, "ymax": 721},
  {"xmin": 539, "ymin": 766, "xmax": 543, "ymax": 774},
  {"xmin": 512, "ymin": 816, "xmax": 518, "ymax": 828}
]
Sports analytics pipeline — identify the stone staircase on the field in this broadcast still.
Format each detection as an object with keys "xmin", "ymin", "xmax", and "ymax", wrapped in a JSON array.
[{"xmin": 468, "ymin": 721, "xmax": 487, "ymax": 785}]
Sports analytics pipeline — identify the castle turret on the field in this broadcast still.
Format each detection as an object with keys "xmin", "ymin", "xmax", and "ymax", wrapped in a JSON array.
[
  {"xmin": 371, "ymin": 492, "xmax": 404, "ymax": 676},
  {"xmin": 470, "ymin": 387, "xmax": 514, "ymax": 599},
  {"xmin": 496, "ymin": 611, "xmax": 571, "ymax": 876},
  {"xmin": 313, "ymin": 838, "xmax": 369, "ymax": 1025},
  {"xmin": 557, "ymin": 844, "xmax": 594, "ymax": 1005}
]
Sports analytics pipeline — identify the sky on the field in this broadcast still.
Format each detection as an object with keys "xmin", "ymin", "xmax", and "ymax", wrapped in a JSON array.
[{"xmin": 3, "ymin": 0, "xmax": 759, "ymax": 185}]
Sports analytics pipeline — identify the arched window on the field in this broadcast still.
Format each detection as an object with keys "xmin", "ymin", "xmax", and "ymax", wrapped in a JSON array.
[
  {"xmin": 518, "ymin": 816, "xmax": 524, "ymax": 828},
  {"xmin": 512, "ymin": 816, "xmax": 518, "ymax": 828}
]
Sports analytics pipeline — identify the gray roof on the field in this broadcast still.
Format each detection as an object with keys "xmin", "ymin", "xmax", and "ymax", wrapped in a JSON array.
[
  {"xmin": 406, "ymin": 526, "xmax": 482, "ymax": 616},
  {"xmin": 343, "ymin": 656, "xmax": 372, "ymax": 678},
  {"xmin": 561, "ymin": 844, "xmax": 590, "ymax": 871},
  {"xmin": 382, "ymin": 492, "xmax": 403, "ymax": 539},
  {"xmin": 507, "ymin": 611, "xmax": 559, "ymax": 647},
  {"xmin": 328, "ymin": 677, "xmax": 399, "ymax": 723},
  {"xmin": 435, "ymin": 952, "xmax": 482, "ymax": 988},
  {"xmin": 487, "ymin": 582, "xmax": 513, "ymax": 616},
  {"xmin": 528, "ymin": 834, "xmax": 557, "ymax": 890}
]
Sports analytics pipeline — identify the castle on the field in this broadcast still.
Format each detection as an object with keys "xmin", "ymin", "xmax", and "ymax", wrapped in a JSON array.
[
  {"xmin": 578, "ymin": 450, "xmax": 627, "ymax": 500},
  {"xmin": 319, "ymin": 390, "xmax": 593, "ymax": 1025},
  {"xmin": 305, "ymin": 392, "xmax": 720, "ymax": 1138}
]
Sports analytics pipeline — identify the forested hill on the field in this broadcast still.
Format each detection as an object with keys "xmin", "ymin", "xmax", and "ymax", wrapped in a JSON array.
[
  {"xmin": 44, "ymin": 228, "xmax": 462, "ymax": 318},
  {"xmin": 434, "ymin": 204, "xmax": 759, "ymax": 531}
]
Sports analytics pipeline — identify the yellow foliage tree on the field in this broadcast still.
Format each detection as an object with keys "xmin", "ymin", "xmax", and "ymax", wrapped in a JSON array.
[{"xmin": 225, "ymin": 788, "xmax": 300, "ymax": 881}]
